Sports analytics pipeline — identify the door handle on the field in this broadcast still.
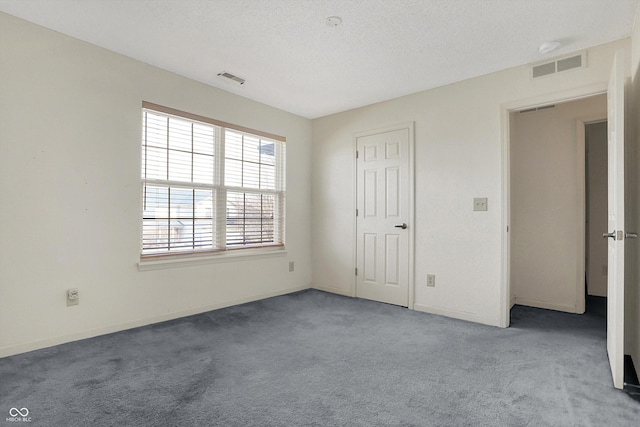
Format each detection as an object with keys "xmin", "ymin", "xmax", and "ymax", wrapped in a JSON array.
[
  {"xmin": 626, "ymin": 232, "xmax": 638, "ymax": 239},
  {"xmin": 603, "ymin": 231, "xmax": 624, "ymax": 240},
  {"xmin": 394, "ymin": 223, "xmax": 408, "ymax": 229}
]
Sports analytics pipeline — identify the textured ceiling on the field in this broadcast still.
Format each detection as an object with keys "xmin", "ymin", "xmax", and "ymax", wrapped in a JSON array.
[{"xmin": 1, "ymin": 0, "xmax": 638, "ymax": 119}]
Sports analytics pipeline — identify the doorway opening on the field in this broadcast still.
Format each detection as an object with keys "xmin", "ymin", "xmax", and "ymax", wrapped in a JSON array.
[
  {"xmin": 508, "ymin": 94, "xmax": 607, "ymax": 316},
  {"xmin": 503, "ymin": 49, "xmax": 626, "ymax": 390}
]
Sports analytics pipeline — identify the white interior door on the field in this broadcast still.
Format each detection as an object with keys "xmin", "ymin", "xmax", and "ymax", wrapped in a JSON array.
[
  {"xmin": 356, "ymin": 126, "xmax": 411, "ymax": 307},
  {"xmin": 605, "ymin": 49, "xmax": 625, "ymax": 390}
]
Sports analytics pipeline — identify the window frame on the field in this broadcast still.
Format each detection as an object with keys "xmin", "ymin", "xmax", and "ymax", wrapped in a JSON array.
[{"xmin": 139, "ymin": 102, "xmax": 286, "ymax": 261}]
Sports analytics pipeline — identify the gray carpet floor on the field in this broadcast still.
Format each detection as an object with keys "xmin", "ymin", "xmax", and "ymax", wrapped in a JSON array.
[{"xmin": 1, "ymin": 289, "xmax": 639, "ymax": 426}]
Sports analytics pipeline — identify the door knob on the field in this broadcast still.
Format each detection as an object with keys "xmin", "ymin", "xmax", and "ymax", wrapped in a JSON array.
[
  {"xmin": 394, "ymin": 223, "xmax": 407, "ymax": 229},
  {"xmin": 603, "ymin": 232, "xmax": 616, "ymax": 239},
  {"xmin": 626, "ymin": 232, "xmax": 638, "ymax": 239}
]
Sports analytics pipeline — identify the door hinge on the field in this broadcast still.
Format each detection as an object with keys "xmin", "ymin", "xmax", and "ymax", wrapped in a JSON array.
[
  {"xmin": 356, "ymin": 150, "xmax": 359, "ymax": 159},
  {"xmin": 356, "ymin": 209, "xmax": 359, "ymax": 217},
  {"xmin": 355, "ymin": 267, "xmax": 358, "ymax": 276}
]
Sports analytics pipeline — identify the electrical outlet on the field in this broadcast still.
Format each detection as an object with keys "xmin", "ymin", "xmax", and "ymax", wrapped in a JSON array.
[
  {"xmin": 427, "ymin": 274, "xmax": 436, "ymax": 287},
  {"xmin": 289, "ymin": 261, "xmax": 295, "ymax": 272},
  {"xmin": 473, "ymin": 197, "xmax": 488, "ymax": 211},
  {"xmin": 67, "ymin": 288, "xmax": 79, "ymax": 306}
]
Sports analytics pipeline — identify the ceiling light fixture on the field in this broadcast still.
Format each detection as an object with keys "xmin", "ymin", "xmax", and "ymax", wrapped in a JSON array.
[
  {"xmin": 539, "ymin": 41, "xmax": 562, "ymax": 55},
  {"xmin": 326, "ymin": 16, "xmax": 342, "ymax": 27}
]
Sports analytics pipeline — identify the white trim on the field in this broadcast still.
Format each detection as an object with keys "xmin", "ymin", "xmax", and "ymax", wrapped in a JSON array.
[
  {"xmin": 576, "ymin": 119, "xmax": 586, "ymax": 314},
  {"xmin": 353, "ymin": 122, "xmax": 416, "ymax": 309},
  {"xmin": 0, "ymin": 285, "xmax": 307, "ymax": 358},
  {"xmin": 512, "ymin": 297, "xmax": 581, "ymax": 314},
  {"xmin": 501, "ymin": 82, "xmax": 608, "ymax": 328},
  {"xmin": 138, "ymin": 247, "xmax": 287, "ymax": 271},
  {"xmin": 500, "ymin": 106, "xmax": 511, "ymax": 328},
  {"xmin": 311, "ymin": 284, "xmax": 355, "ymax": 298},
  {"xmin": 408, "ymin": 123, "xmax": 416, "ymax": 310},
  {"xmin": 501, "ymin": 82, "xmax": 608, "ymax": 112},
  {"xmin": 413, "ymin": 304, "xmax": 501, "ymax": 327}
]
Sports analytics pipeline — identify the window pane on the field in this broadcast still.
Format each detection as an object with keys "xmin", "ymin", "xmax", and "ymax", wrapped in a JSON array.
[
  {"xmin": 226, "ymin": 192, "xmax": 244, "ymax": 246},
  {"xmin": 170, "ymin": 221, "xmax": 194, "ymax": 251},
  {"xmin": 144, "ymin": 146, "xmax": 167, "ymax": 180},
  {"xmin": 260, "ymin": 141, "xmax": 275, "ymax": 165},
  {"xmin": 225, "ymin": 158, "xmax": 243, "ymax": 187},
  {"xmin": 142, "ymin": 219, "xmax": 169, "ymax": 253},
  {"xmin": 260, "ymin": 164, "xmax": 275, "ymax": 190},
  {"xmin": 142, "ymin": 186, "xmax": 169, "ymax": 253},
  {"xmin": 194, "ymin": 190, "xmax": 213, "ymax": 218},
  {"xmin": 193, "ymin": 123, "xmax": 214, "ymax": 155},
  {"xmin": 194, "ymin": 219, "xmax": 214, "ymax": 249},
  {"xmin": 225, "ymin": 130, "xmax": 243, "ymax": 160},
  {"xmin": 168, "ymin": 149, "xmax": 191, "ymax": 182},
  {"xmin": 143, "ymin": 186, "xmax": 169, "ymax": 218},
  {"xmin": 243, "ymin": 161, "xmax": 260, "ymax": 189},
  {"xmin": 193, "ymin": 154, "xmax": 214, "ymax": 184},
  {"xmin": 243, "ymin": 135, "xmax": 260, "ymax": 163},
  {"xmin": 170, "ymin": 188, "xmax": 194, "ymax": 219},
  {"xmin": 144, "ymin": 112, "xmax": 167, "ymax": 149},
  {"xmin": 261, "ymin": 194, "xmax": 275, "ymax": 243},
  {"xmin": 168, "ymin": 117, "xmax": 192, "ymax": 152},
  {"xmin": 226, "ymin": 192, "xmax": 276, "ymax": 246}
]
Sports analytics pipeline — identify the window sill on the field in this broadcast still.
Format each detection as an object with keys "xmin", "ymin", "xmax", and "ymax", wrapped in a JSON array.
[{"xmin": 137, "ymin": 247, "xmax": 287, "ymax": 271}]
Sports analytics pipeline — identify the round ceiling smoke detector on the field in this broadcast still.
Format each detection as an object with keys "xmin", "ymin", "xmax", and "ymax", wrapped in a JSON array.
[
  {"xmin": 539, "ymin": 41, "xmax": 562, "ymax": 55},
  {"xmin": 326, "ymin": 16, "xmax": 342, "ymax": 27}
]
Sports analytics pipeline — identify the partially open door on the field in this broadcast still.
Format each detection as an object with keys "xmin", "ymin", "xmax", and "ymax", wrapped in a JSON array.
[{"xmin": 605, "ymin": 49, "xmax": 625, "ymax": 390}]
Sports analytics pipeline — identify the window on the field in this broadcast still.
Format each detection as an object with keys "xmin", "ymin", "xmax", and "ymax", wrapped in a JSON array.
[{"xmin": 140, "ymin": 102, "xmax": 285, "ymax": 257}]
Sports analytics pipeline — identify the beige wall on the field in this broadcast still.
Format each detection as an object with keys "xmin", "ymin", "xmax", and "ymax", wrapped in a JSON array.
[
  {"xmin": 0, "ymin": 13, "xmax": 312, "ymax": 357},
  {"xmin": 585, "ymin": 121, "xmax": 608, "ymax": 297},
  {"xmin": 312, "ymin": 39, "xmax": 631, "ymax": 327},
  {"xmin": 510, "ymin": 96, "xmax": 606, "ymax": 313}
]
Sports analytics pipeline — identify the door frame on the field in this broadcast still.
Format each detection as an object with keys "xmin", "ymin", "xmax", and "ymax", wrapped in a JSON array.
[
  {"xmin": 500, "ymin": 83, "xmax": 608, "ymax": 327},
  {"xmin": 354, "ymin": 122, "xmax": 416, "ymax": 309}
]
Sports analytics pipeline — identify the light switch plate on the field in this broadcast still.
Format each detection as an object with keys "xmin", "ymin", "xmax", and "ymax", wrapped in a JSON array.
[{"xmin": 473, "ymin": 198, "xmax": 488, "ymax": 211}]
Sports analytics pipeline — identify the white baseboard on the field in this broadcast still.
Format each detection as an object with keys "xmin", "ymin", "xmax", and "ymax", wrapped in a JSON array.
[
  {"xmin": 312, "ymin": 286, "xmax": 501, "ymax": 327},
  {"xmin": 513, "ymin": 297, "xmax": 579, "ymax": 314},
  {"xmin": 413, "ymin": 304, "xmax": 501, "ymax": 327},
  {"xmin": 0, "ymin": 285, "xmax": 308, "ymax": 358},
  {"xmin": 311, "ymin": 284, "xmax": 354, "ymax": 297}
]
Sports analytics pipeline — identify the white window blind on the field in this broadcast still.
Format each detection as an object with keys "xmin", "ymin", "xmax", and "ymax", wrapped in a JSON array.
[{"xmin": 140, "ymin": 103, "xmax": 285, "ymax": 257}]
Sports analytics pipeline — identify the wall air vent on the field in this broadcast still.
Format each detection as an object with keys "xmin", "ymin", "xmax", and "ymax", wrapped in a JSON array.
[
  {"xmin": 520, "ymin": 104, "xmax": 555, "ymax": 114},
  {"xmin": 531, "ymin": 52, "xmax": 586, "ymax": 79},
  {"xmin": 217, "ymin": 71, "xmax": 245, "ymax": 85}
]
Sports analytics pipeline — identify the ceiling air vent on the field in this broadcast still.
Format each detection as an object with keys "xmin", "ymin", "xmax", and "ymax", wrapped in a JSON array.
[
  {"xmin": 531, "ymin": 52, "xmax": 586, "ymax": 79},
  {"xmin": 217, "ymin": 71, "xmax": 245, "ymax": 85}
]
